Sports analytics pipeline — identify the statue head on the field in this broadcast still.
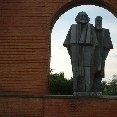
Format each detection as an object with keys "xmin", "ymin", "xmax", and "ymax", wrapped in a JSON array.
[
  {"xmin": 95, "ymin": 16, "xmax": 102, "ymax": 30},
  {"xmin": 75, "ymin": 11, "xmax": 90, "ymax": 24}
]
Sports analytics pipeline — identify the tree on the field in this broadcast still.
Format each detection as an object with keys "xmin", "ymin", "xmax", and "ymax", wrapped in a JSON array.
[
  {"xmin": 49, "ymin": 69, "xmax": 117, "ymax": 95},
  {"xmin": 49, "ymin": 69, "xmax": 73, "ymax": 95},
  {"xmin": 102, "ymin": 75, "xmax": 117, "ymax": 95},
  {"xmin": 101, "ymin": 81, "xmax": 107, "ymax": 94}
]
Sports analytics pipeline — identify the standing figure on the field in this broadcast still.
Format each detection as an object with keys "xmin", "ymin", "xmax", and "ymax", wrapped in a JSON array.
[
  {"xmin": 63, "ymin": 12, "xmax": 98, "ymax": 95},
  {"xmin": 91, "ymin": 16, "xmax": 113, "ymax": 92}
]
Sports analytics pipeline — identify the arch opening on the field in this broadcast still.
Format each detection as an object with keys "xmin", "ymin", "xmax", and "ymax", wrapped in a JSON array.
[
  {"xmin": 50, "ymin": 1, "xmax": 117, "ymax": 31},
  {"xmin": 50, "ymin": 4, "xmax": 117, "ymax": 95}
]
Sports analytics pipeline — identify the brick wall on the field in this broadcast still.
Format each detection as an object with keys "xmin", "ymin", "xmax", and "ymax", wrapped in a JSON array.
[
  {"xmin": 0, "ymin": 0, "xmax": 117, "ymax": 116},
  {"xmin": 0, "ymin": 96, "xmax": 116, "ymax": 117},
  {"xmin": 0, "ymin": 97, "xmax": 44, "ymax": 116},
  {"xmin": 44, "ymin": 96, "xmax": 117, "ymax": 117},
  {"xmin": 0, "ymin": 0, "xmax": 50, "ymax": 96},
  {"xmin": 0, "ymin": 0, "xmax": 117, "ymax": 97}
]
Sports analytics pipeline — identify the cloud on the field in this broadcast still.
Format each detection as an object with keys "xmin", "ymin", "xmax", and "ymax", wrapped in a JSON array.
[
  {"xmin": 104, "ymin": 47, "xmax": 117, "ymax": 80},
  {"xmin": 51, "ymin": 5, "xmax": 117, "ymax": 81}
]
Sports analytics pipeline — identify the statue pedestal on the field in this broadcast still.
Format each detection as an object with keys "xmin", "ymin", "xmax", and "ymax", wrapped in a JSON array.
[{"xmin": 73, "ymin": 92, "xmax": 102, "ymax": 97}]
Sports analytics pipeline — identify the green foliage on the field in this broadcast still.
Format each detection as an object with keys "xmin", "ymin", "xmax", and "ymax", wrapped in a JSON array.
[
  {"xmin": 49, "ymin": 69, "xmax": 117, "ymax": 95},
  {"xmin": 102, "ymin": 75, "xmax": 117, "ymax": 95},
  {"xmin": 49, "ymin": 69, "xmax": 73, "ymax": 95}
]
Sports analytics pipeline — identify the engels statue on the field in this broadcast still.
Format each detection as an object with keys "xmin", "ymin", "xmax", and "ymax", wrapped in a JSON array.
[
  {"xmin": 63, "ymin": 12, "xmax": 113, "ymax": 96},
  {"xmin": 91, "ymin": 16, "xmax": 113, "ymax": 92}
]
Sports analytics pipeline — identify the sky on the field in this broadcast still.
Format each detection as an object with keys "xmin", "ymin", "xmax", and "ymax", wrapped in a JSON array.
[{"xmin": 50, "ymin": 5, "xmax": 117, "ymax": 82}]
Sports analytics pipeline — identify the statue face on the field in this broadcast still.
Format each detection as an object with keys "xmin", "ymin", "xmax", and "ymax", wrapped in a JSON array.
[
  {"xmin": 79, "ymin": 13, "xmax": 88, "ymax": 23},
  {"xmin": 75, "ymin": 12, "xmax": 90, "ymax": 24},
  {"xmin": 95, "ymin": 16, "xmax": 102, "ymax": 30}
]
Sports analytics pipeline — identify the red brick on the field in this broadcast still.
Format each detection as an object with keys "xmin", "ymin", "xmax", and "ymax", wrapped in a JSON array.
[{"xmin": 0, "ymin": 0, "xmax": 116, "ymax": 116}]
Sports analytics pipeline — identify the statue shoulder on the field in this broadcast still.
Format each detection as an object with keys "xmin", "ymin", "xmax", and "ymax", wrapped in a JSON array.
[
  {"xmin": 71, "ymin": 24, "xmax": 77, "ymax": 28},
  {"xmin": 103, "ymin": 28, "xmax": 110, "ymax": 38},
  {"xmin": 89, "ymin": 23, "xmax": 94, "ymax": 29},
  {"xmin": 102, "ymin": 28, "xmax": 110, "ymax": 33},
  {"xmin": 102, "ymin": 28, "xmax": 113, "ymax": 49},
  {"xmin": 87, "ymin": 23, "xmax": 95, "ymax": 31},
  {"xmin": 71, "ymin": 24, "xmax": 77, "ymax": 26}
]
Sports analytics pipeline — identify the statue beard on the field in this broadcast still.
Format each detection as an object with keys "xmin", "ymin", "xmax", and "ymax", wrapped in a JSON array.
[
  {"xmin": 95, "ymin": 24, "xmax": 102, "ymax": 30},
  {"xmin": 79, "ymin": 19, "xmax": 88, "ymax": 24}
]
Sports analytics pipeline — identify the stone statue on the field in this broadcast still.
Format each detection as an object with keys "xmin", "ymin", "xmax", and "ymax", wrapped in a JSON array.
[
  {"xmin": 91, "ymin": 16, "xmax": 113, "ymax": 92},
  {"xmin": 63, "ymin": 12, "xmax": 98, "ymax": 96}
]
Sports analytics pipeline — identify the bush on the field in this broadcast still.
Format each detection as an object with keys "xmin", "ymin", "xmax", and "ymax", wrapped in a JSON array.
[{"xmin": 49, "ymin": 69, "xmax": 73, "ymax": 95}]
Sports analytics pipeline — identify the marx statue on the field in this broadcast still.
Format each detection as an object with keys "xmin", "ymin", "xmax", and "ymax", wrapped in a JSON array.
[
  {"xmin": 63, "ymin": 12, "xmax": 113, "ymax": 96},
  {"xmin": 63, "ymin": 11, "xmax": 98, "ymax": 96}
]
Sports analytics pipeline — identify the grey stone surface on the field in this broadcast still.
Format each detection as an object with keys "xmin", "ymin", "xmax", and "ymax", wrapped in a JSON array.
[
  {"xmin": 63, "ymin": 12, "xmax": 113, "ymax": 96},
  {"xmin": 73, "ymin": 92, "xmax": 102, "ymax": 97},
  {"xmin": 45, "ymin": 95, "xmax": 117, "ymax": 99},
  {"xmin": 91, "ymin": 16, "xmax": 113, "ymax": 92}
]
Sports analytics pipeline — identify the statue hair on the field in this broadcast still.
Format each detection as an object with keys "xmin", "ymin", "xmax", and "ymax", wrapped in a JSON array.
[{"xmin": 75, "ymin": 11, "xmax": 90, "ymax": 23}]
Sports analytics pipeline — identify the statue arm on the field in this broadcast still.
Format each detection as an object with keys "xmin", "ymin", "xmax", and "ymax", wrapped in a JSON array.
[
  {"xmin": 100, "ymin": 29, "xmax": 113, "ymax": 78},
  {"xmin": 104, "ymin": 29, "xmax": 113, "ymax": 49},
  {"xmin": 63, "ymin": 27, "xmax": 71, "ymax": 47},
  {"xmin": 92, "ymin": 26, "xmax": 98, "ymax": 46},
  {"xmin": 63, "ymin": 27, "xmax": 72, "ymax": 58}
]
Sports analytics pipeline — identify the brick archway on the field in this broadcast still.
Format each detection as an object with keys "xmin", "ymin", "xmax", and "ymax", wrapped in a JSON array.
[
  {"xmin": 49, "ymin": 1, "xmax": 117, "ymax": 93},
  {"xmin": 0, "ymin": 0, "xmax": 117, "ymax": 116},
  {"xmin": 50, "ymin": 0, "xmax": 117, "ymax": 88},
  {"xmin": 49, "ymin": 0, "xmax": 117, "ymax": 92},
  {"xmin": 50, "ymin": 0, "xmax": 117, "ymax": 31},
  {"xmin": 0, "ymin": 0, "xmax": 116, "ymax": 97}
]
